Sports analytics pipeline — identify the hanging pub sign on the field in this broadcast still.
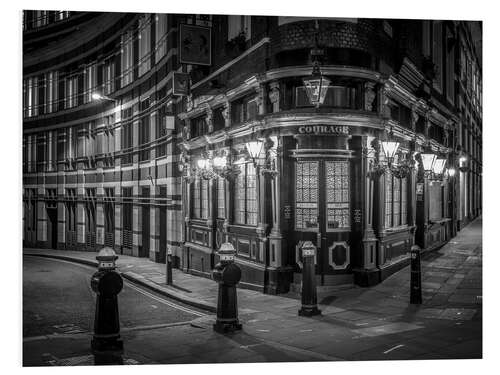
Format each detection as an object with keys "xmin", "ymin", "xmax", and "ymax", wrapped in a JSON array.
[
  {"xmin": 173, "ymin": 72, "xmax": 190, "ymax": 96},
  {"xmin": 179, "ymin": 24, "xmax": 212, "ymax": 66}
]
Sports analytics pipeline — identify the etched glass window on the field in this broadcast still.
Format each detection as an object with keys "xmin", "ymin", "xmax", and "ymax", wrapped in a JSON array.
[
  {"xmin": 217, "ymin": 177, "xmax": 226, "ymax": 219},
  {"xmin": 295, "ymin": 161, "xmax": 319, "ymax": 230},
  {"xmin": 385, "ymin": 172, "xmax": 408, "ymax": 228},
  {"xmin": 234, "ymin": 162, "xmax": 257, "ymax": 225},
  {"xmin": 326, "ymin": 160, "xmax": 350, "ymax": 229},
  {"xmin": 192, "ymin": 178, "xmax": 201, "ymax": 219}
]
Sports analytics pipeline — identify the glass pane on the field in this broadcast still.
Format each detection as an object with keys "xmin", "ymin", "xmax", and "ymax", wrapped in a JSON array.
[
  {"xmin": 326, "ymin": 160, "xmax": 350, "ymax": 229},
  {"xmin": 295, "ymin": 161, "xmax": 318, "ymax": 229}
]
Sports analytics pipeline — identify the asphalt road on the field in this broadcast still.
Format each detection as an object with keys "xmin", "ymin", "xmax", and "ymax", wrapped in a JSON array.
[{"xmin": 23, "ymin": 255, "xmax": 204, "ymax": 338}]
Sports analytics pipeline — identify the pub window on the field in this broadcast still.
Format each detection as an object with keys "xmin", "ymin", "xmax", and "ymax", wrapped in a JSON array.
[
  {"xmin": 231, "ymin": 96, "xmax": 258, "ymax": 125},
  {"xmin": 155, "ymin": 13, "xmax": 168, "ymax": 61},
  {"xmin": 217, "ymin": 176, "xmax": 226, "ymax": 219},
  {"xmin": 190, "ymin": 115, "xmax": 207, "ymax": 138},
  {"xmin": 192, "ymin": 177, "xmax": 209, "ymax": 220},
  {"xmin": 295, "ymin": 161, "xmax": 319, "ymax": 230},
  {"xmin": 296, "ymin": 86, "xmax": 357, "ymax": 109},
  {"xmin": 138, "ymin": 15, "xmax": 152, "ymax": 77},
  {"xmin": 384, "ymin": 171, "xmax": 408, "ymax": 228},
  {"xmin": 234, "ymin": 162, "xmax": 257, "ymax": 226},
  {"xmin": 326, "ymin": 160, "xmax": 350, "ymax": 229}
]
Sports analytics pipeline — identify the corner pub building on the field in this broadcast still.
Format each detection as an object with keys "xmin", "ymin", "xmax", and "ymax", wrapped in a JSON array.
[{"xmin": 23, "ymin": 12, "xmax": 482, "ymax": 294}]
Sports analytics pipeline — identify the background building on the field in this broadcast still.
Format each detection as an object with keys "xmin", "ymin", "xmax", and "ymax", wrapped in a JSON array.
[{"xmin": 22, "ymin": 12, "xmax": 482, "ymax": 293}]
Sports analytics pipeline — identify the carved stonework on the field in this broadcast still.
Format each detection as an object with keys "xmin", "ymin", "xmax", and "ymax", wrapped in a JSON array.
[
  {"xmin": 268, "ymin": 81, "xmax": 280, "ymax": 113},
  {"xmin": 222, "ymin": 102, "xmax": 231, "ymax": 128},
  {"xmin": 256, "ymin": 85, "xmax": 265, "ymax": 115},
  {"xmin": 364, "ymin": 82, "xmax": 376, "ymax": 111},
  {"xmin": 183, "ymin": 118, "xmax": 191, "ymax": 140},
  {"xmin": 206, "ymin": 108, "xmax": 213, "ymax": 133},
  {"xmin": 411, "ymin": 108, "xmax": 419, "ymax": 131}
]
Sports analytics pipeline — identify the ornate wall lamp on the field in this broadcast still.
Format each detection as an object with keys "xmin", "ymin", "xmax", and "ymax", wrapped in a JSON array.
[
  {"xmin": 367, "ymin": 131, "xmax": 414, "ymax": 179},
  {"xmin": 245, "ymin": 138, "xmax": 279, "ymax": 177}
]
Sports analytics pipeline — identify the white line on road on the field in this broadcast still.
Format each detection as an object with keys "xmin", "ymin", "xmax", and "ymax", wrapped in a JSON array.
[
  {"xmin": 25, "ymin": 255, "xmax": 207, "ymax": 318},
  {"xmin": 125, "ymin": 282, "xmax": 206, "ymax": 317},
  {"xmin": 383, "ymin": 344, "xmax": 405, "ymax": 354}
]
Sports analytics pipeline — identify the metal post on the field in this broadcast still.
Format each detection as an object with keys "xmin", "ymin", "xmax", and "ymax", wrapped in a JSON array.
[
  {"xmin": 298, "ymin": 241, "xmax": 321, "ymax": 317},
  {"xmin": 410, "ymin": 245, "xmax": 422, "ymax": 304},
  {"xmin": 166, "ymin": 247, "xmax": 173, "ymax": 285},
  {"xmin": 91, "ymin": 247, "xmax": 124, "ymax": 352},
  {"xmin": 212, "ymin": 242, "xmax": 242, "ymax": 333}
]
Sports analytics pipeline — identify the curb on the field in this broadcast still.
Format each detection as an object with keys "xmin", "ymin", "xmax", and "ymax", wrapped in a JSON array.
[{"xmin": 24, "ymin": 252, "xmax": 216, "ymax": 314}]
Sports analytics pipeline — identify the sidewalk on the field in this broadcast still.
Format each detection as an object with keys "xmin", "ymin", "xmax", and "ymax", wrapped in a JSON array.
[{"xmin": 23, "ymin": 217, "xmax": 482, "ymax": 362}]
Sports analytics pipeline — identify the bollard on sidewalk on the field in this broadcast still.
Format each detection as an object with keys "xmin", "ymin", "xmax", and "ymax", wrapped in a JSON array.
[
  {"xmin": 166, "ymin": 247, "xmax": 173, "ymax": 285},
  {"xmin": 410, "ymin": 245, "xmax": 422, "ymax": 304},
  {"xmin": 212, "ymin": 242, "xmax": 242, "ymax": 333},
  {"xmin": 298, "ymin": 241, "xmax": 321, "ymax": 317},
  {"xmin": 90, "ymin": 247, "xmax": 124, "ymax": 352}
]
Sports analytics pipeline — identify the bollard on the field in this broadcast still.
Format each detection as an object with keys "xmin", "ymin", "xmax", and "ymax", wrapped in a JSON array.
[
  {"xmin": 212, "ymin": 242, "xmax": 242, "ymax": 333},
  {"xmin": 410, "ymin": 245, "xmax": 422, "ymax": 304},
  {"xmin": 298, "ymin": 241, "xmax": 321, "ymax": 317},
  {"xmin": 90, "ymin": 247, "xmax": 124, "ymax": 352},
  {"xmin": 166, "ymin": 247, "xmax": 173, "ymax": 285}
]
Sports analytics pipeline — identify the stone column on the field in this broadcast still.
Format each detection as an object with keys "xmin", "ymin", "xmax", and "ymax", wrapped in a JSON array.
[
  {"xmin": 149, "ymin": 186, "xmax": 160, "ymax": 261},
  {"xmin": 268, "ymin": 137, "xmax": 282, "ymax": 268},
  {"xmin": 361, "ymin": 137, "xmax": 378, "ymax": 272}
]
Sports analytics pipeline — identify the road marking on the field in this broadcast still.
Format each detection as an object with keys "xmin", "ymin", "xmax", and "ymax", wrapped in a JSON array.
[
  {"xmin": 25, "ymin": 255, "xmax": 207, "ymax": 318},
  {"xmin": 125, "ymin": 282, "xmax": 206, "ymax": 317},
  {"xmin": 383, "ymin": 344, "xmax": 405, "ymax": 354}
]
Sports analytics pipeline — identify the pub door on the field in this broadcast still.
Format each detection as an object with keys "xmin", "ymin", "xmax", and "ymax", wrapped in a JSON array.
[{"xmin": 295, "ymin": 159, "xmax": 352, "ymax": 283}]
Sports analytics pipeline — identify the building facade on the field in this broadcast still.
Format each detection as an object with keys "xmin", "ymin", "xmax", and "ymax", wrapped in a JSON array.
[{"xmin": 22, "ymin": 12, "xmax": 482, "ymax": 294}]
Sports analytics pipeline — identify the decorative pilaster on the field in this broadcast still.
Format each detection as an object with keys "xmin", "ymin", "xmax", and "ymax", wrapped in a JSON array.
[
  {"xmin": 268, "ymin": 81, "xmax": 280, "ymax": 113},
  {"xmin": 364, "ymin": 82, "xmax": 376, "ymax": 111},
  {"xmin": 206, "ymin": 107, "xmax": 214, "ymax": 133},
  {"xmin": 132, "ymin": 185, "xmax": 140, "ymax": 257},
  {"xmin": 222, "ymin": 102, "xmax": 231, "ymax": 128},
  {"xmin": 361, "ymin": 137, "xmax": 378, "ymax": 271},
  {"xmin": 268, "ymin": 136, "xmax": 282, "ymax": 268},
  {"xmin": 114, "ymin": 186, "xmax": 122, "ymax": 248}
]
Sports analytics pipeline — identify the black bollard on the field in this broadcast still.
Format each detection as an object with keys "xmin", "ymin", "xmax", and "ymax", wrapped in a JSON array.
[
  {"xmin": 410, "ymin": 245, "xmax": 422, "ymax": 304},
  {"xmin": 91, "ymin": 247, "xmax": 124, "ymax": 352},
  {"xmin": 166, "ymin": 248, "xmax": 173, "ymax": 285},
  {"xmin": 212, "ymin": 242, "xmax": 242, "ymax": 333},
  {"xmin": 298, "ymin": 241, "xmax": 321, "ymax": 317}
]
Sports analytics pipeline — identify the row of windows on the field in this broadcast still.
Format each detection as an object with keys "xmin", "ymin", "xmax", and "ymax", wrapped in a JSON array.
[
  {"xmin": 191, "ymin": 162, "xmax": 257, "ymax": 226},
  {"xmin": 22, "ymin": 105, "xmax": 172, "ymax": 173},
  {"xmin": 23, "ymin": 14, "xmax": 168, "ymax": 118},
  {"xmin": 23, "ymin": 10, "xmax": 71, "ymax": 31}
]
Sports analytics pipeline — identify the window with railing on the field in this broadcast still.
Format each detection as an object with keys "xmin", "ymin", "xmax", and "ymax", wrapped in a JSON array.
[
  {"xmin": 234, "ymin": 162, "xmax": 257, "ymax": 226},
  {"xmin": 83, "ymin": 64, "xmax": 98, "ymax": 104},
  {"xmin": 155, "ymin": 13, "xmax": 168, "ymax": 61},
  {"xmin": 295, "ymin": 161, "xmax": 319, "ymax": 230},
  {"xmin": 384, "ymin": 171, "xmax": 408, "ymax": 228},
  {"xmin": 121, "ymin": 30, "xmax": 134, "ymax": 87},
  {"xmin": 138, "ymin": 15, "xmax": 152, "ymax": 77},
  {"xmin": 23, "ymin": 10, "xmax": 70, "ymax": 31}
]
